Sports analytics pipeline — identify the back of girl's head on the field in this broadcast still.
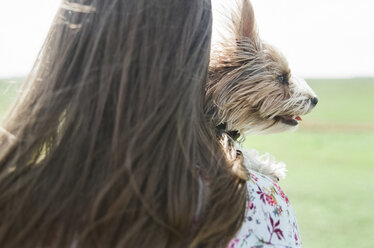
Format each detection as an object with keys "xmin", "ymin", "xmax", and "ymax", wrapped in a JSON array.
[{"xmin": 0, "ymin": 0, "xmax": 247, "ymax": 247}]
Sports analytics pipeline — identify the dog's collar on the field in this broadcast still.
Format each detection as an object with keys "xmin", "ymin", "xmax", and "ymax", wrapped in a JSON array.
[{"xmin": 216, "ymin": 123, "xmax": 240, "ymax": 141}]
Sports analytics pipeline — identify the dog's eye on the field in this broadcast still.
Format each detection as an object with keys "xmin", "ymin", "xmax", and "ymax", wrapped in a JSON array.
[{"xmin": 277, "ymin": 74, "xmax": 288, "ymax": 85}]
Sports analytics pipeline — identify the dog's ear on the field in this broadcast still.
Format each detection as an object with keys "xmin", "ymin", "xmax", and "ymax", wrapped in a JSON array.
[{"xmin": 234, "ymin": 0, "xmax": 257, "ymax": 41}]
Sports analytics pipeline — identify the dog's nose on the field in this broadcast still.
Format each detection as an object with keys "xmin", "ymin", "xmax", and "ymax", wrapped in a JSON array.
[{"xmin": 311, "ymin": 97, "xmax": 318, "ymax": 106}]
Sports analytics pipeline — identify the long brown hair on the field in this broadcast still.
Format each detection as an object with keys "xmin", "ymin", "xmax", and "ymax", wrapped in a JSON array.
[{"xmin": 0, "ymin": 0, "xmax": 247, "ymax": 247}]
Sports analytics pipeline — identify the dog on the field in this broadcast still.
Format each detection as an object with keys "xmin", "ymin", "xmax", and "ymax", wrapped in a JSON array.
[{"xmin": 206, "ymin": 0, "xmax": 318, "ymax": 181}]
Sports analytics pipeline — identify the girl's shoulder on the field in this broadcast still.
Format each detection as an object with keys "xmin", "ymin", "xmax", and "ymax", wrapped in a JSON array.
[{"xmin": 229, "ymin": 170, "xmax": 302, "ymax": 248}]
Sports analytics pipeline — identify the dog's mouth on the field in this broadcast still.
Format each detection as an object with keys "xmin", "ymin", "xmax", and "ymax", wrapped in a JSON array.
[{"xmin": 274, "ymin": 115, "xmax": 302, "ymax": 126}]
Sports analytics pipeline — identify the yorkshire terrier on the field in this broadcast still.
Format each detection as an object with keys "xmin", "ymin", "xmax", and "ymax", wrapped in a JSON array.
[{"xmin": 206, "ymin": 0, "xmax": 318, "ymax": 181}]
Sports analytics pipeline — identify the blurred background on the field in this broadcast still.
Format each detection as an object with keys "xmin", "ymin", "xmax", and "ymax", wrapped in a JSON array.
[
  {"xmin": 1, "ymin": 0, "xmax": 374, "ymax": 247},
  {"xmin": 212, "ymin": 1, "xmax": 374, "ymax": 247}
]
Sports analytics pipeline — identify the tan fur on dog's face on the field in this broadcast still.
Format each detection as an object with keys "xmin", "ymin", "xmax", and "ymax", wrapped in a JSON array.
[{"xmin": 206, "ymin": 0, "xmax": 317, "ymax": 135}]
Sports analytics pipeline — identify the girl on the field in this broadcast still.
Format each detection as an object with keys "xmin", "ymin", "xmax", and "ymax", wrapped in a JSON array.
[
  {"xmin": 0, "ymin": 0, "xmax": 246, "ymax": 247},
  {"xmin": 0, "ymin": 0, "xmax": 302, "ymax": 247}
]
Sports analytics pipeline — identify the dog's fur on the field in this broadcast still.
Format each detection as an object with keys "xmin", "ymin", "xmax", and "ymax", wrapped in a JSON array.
[{"xmin": 206, "ymin": 0, "xmax": 317, "ymax": 181}]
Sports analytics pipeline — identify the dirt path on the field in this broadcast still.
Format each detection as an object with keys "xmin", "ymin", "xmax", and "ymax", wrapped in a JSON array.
[{"xmin": 300, "ymin": 121, "xmax": 374, "ymax": 133}]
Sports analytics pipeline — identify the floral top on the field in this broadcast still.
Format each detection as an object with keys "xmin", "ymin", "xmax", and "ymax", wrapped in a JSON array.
[{"xmin": 228, "ymin": 170, "xmax": 302, "ymax": 248}]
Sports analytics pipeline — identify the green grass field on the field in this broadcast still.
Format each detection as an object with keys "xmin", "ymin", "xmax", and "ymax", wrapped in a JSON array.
[
  {"xmin": 1, "ymin": 78, "xmax": 374, "ymax": 247},
  {"xmin": 245, "ymin": 78, "xmax": 374, "ymax": 248},
  {"xmin": 0, "ymin": 78, "xmax": 23, "ymax": 122}
]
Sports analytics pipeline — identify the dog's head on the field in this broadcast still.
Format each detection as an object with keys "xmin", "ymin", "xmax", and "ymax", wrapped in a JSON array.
[{"xmin": 206, "ymin": 0, "xmax": 317, "ymax": 135}]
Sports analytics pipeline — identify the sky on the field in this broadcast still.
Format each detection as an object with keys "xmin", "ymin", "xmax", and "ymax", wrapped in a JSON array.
[{"xmin": 0, "ymin": 0, "xmax": 373, "ymax": 79}]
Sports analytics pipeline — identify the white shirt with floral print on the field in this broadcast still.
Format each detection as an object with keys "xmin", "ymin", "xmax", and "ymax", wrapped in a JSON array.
[{"xmin": 228, "ymin": 170, "xmax": 302, "ymax": 248}]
